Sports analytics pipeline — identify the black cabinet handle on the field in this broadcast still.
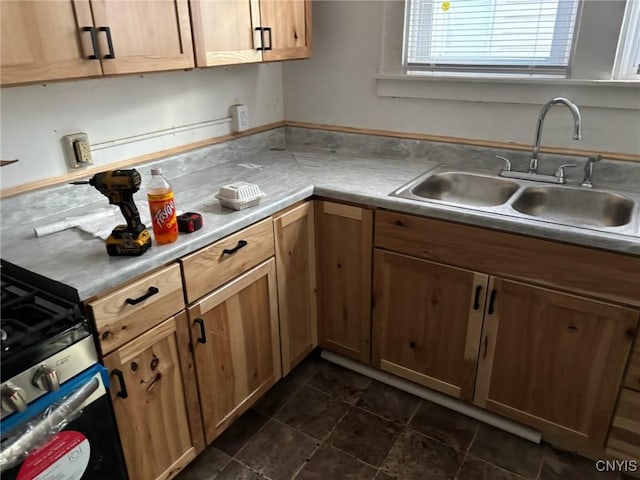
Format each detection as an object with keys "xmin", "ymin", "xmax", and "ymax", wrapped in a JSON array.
[
  {"xmin": 194, "ymin": 318, "xmax": 207, "ymax": 344},
  {"xmin": 99, "ymin": 26, "xmax": 116, "ymax": 59},
  {"xmin": 264, "ymin": 27, "xmax": 273, "ymax": 51},
  {"xmin": 82, "ymin": 26, "xmax": 100, "ymax": 59},
  {"xmin": 111, "ymin": 369, "xmax": 128, "ymax": 399},
  {"xmin": 255, "ymin": 27, "xmax": 264, "ymax": 51},
  {"xmin": 125, "ymin": 286, "xmax": 159, "ymax": 305},
  {"xmin": 222, "ymin": 240, "xmax": 248, "ymax": 256},
  {"xmin": 473, "ymin": 285, "xmax": 482, "ymax": 310},
  {"xmin": 487, "ymin": 289, "xmax": 497, "ymax": 315}
]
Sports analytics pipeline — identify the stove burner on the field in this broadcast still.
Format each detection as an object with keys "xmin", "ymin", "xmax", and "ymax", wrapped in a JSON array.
[{"xmin": 1, "ymin": 273, "xmax": 89, "ymax": 381}]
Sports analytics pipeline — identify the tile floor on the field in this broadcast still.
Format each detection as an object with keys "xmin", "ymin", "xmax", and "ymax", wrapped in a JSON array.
[{"xmin": 177, "ymin": 353, "xmax": 633, "ymax": 480}]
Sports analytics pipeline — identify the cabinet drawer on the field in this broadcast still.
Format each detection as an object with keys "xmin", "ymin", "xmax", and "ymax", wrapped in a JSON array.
[
  {"xmin": 375, "ymin": 210, "xmax": 640, "ymax": 306},
  {"xmin": 181, "ymin": 218, "xmax": 275, "ymax": 303},
  {"xmin": 88, "ymin": 263, "xmax": 184, "ymax": 355},
  {"xmin": 624, "ymin": 337, "xmax": 640, "ymax": 392},
  {"xmin": 607, "ymin": 389, "xmax": 640, "ymax": 460}
]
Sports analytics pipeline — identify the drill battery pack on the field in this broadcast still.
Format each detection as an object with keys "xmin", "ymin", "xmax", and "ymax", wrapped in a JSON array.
[{"xmin": 106, "ymin": 225, "xmax": 152, "ymax": 257}]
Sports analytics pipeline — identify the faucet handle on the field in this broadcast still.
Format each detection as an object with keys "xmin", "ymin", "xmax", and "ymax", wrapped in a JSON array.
[
  {"xmin": 554, "ymin": 163, "xmax": 576, "ymax": 183},
  {"xmin": 495, "ymin": 155, "xmax": 512, "ymax": 172}
]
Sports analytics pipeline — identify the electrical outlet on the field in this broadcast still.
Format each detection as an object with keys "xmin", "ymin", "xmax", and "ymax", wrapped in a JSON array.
[
  {"xmin": 230, "ymin": 104, "xmax": 249, "ymax": 132},
  {"xmin": 62, "ymin": 133, "xmax": 93, "ymax": 169}
]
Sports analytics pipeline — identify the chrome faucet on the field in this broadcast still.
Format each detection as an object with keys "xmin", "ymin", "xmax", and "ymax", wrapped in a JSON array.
[
  {"xmin": 529, "ymin": 97, "xmax": 582, "ymax": 174},
  {"xmin": 499, "ymin": 97, "xmax": 583, "ymax": 184},
  {"xmin": 581, "ymin": 155, "xmax": 601, "ymax": 188}
]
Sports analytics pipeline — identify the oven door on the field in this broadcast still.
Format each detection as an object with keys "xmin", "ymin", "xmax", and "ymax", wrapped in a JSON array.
[{"xmin": 0, "ymin": 364, "xmax": 128, "ymax": 480}]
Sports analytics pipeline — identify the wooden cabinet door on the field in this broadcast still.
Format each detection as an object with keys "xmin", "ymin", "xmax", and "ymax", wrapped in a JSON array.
[
  {"xmin": 372, "ymin": 249, "xmax": 488, "ymax": 401},
  {"xmin": 1, "ymin": 0, "xmax": 102, "ymax": 85},
  {"xmin": 90, "ymin": 0, "xmax": 194, "ymax": 75},
  {"xmin": 273, "ymin": 202, "xmax": 317, "ymax": 375},
  {"xmin": 104, "ymin": 313, "xmax": 195, "ymax": 480},
  {"xmin": 475, "ymin": 277, "xmax": 639, "ymax": 449},
  {"xmin": 190, "ymin": 0, "xmax": 262, "ymax": 67},
  {"xmin": 260, "ymin": 0, "xmax": 311, "ymax": 61},
  {"xmin": 189, "ymin": 259, "xmax": 281, "ymax": 444},
  {"xmin": 315, "ymin": 201, "xmax": 373, "ymax": 364}
]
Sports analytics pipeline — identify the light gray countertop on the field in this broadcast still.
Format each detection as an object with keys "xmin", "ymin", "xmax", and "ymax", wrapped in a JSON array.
[{"xmin": 1, "ymin": 128, "xmax": 638, "ymax": 300}]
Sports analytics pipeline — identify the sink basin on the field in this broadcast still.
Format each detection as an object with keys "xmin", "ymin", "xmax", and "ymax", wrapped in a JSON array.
[
  {"xmin": 410, "ymin": 172, "xmax": 519, "ymax": 207},
  {"xmin": 512, "ymin": 186, "xmax": 634, "ymax": 227}
]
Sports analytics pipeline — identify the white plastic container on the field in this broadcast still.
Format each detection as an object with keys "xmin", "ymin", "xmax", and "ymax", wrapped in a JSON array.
[{"xmin": 215, "ymin": 182, "xmax": 266, "ymax": 210}]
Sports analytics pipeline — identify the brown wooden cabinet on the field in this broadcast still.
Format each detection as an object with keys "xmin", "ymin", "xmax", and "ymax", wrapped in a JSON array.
[
  {"xmin": 474, "ymin": 277, "xmax": 639, "ymax": 449},
  {"xmin": 607, "ymin": 388, "xmax": 640, "ymax": 460},
  {"xmin": 1, "ymin": 0, "xmax": 193, "ymax": 86},
  {"xmin": 372, "ymin": 249, "xmax": 488, "ymax": 402},
  {"xmin": 315, "ymin": 201, "xmax": 373, "ymax": 364},
  {"xmin": 273, "ymin": 202, "xmax": 317, "ymax": 375},
  {"xmin": 103, "ymin": 312, "xmax": 196, "ymax": 480},
  {"xmin": 190, "ymin": 0, "xmax": 311, "ymax": 67},
  {"xmin": 188, "ymin": 259, "xmax": 281, "ymax": 444}
]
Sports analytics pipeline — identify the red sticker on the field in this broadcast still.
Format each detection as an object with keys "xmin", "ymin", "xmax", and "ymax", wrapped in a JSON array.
[{"xmin": 18, "ymin": 431, "xmax": 90, "ymax": 480}]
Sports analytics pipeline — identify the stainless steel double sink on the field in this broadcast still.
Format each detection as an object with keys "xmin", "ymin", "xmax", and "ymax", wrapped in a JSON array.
[{"xmin": 391, "ymin": 166, "xmax": 640, "ymax": 235}]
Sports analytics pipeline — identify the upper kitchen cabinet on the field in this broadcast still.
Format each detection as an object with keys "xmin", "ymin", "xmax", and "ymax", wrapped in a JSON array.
[
  {"xmin": 91, "ymin": 0, "xmax": 194, "ymax": 75},
  {"xmin": 1, "ymin": 1, "xmax": 102, "ymax": 85},
  {"xmin": 1, "ymin": 0, "xmax": 194, "ymax": 86},
  {"xmin": 190, "ymin": 0, "xmax": 311, "ymax": 67}
]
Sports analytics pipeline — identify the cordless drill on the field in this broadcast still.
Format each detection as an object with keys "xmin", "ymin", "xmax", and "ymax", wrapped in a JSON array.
[{"xmin": 72, "ymin": 169, "xmax": 152, "ymax": 256}]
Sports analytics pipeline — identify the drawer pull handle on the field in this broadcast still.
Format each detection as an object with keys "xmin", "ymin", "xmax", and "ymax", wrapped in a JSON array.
[
  {"xmin": 194, "ymin": 318, "xmax": 207, "ymax": 344},
  {"xmin": 99, "ymin": 26, "xmax": 116, "ymax": 59},
  {"xmin": 487, "ymin": 289, "xmax": 497, "ymax": 315},
  {"xmin": 112, "ymin": 369, "xmax": 128, "ymax": 399},
  {"xmin": 82, "ymin": 26, "xmax": 100, "ymax": 59},
  {"xmin": 125, "ymin": 286, "xmax": 159, "ymax": 305},
  {"xmin": 222, "ymin": 240, "xmax": 248, "ymax": 256},
  {"xmin": 473, "ymin": 285, "xmax": 482, "ymax": 310}
]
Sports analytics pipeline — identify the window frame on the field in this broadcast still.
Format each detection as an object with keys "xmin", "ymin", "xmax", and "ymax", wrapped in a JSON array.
[{"xmin": 376, "ymin": 0, "xmax": 639, "ymax": 108}]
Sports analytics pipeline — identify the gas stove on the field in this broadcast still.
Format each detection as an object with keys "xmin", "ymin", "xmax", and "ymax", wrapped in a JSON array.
[{"xmin": 0, "ymin": 263, "xmax": 98, "ymax": 420}]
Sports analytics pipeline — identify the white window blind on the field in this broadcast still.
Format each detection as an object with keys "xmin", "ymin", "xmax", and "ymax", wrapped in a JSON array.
[
  {"xmin": 613, "ymin": 0, "xmax": 640, "ymax": 80},
  {"xmin": 405, "ymin": 0, "xmax": 581, "ymax": 75}
]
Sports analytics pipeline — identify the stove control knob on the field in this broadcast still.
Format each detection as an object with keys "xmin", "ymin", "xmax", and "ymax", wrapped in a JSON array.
[
  {"xmin": 1, "ymin": 384, "xmax": 27, "ymax": 413},
  {"xmin": 33, "ymin": 366, "xmax": 60, "ymax": 392}
]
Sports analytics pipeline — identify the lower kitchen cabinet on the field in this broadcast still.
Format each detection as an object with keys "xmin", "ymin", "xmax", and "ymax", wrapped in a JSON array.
[
  {"xmin": 273, "ymin": 202, "xmax": 317, "ymax": 375},
  {"xmin": 315, "ymin": 201, "xmax": 373, "ymax": 363},
  {"xmin": 607, "ymin": 388, "xmax": 640, "ymax": 460},
  {"xmin": 103, "ymin": 312, "xmax": 196, "ymax": 480},
  {"xmin": 372, "ymin": 249, "xmax": 488, "ymax": 401},
  {"xmin": 188, "ymin": 258, "xmax": 281, "ymax": 444},
  {"xmin": 474, "ymin": 277, "xmax": 639, "ymax": 449}
]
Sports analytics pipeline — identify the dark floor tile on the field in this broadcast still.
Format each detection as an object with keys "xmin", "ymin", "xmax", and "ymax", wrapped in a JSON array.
[
  {"xmin": 356, "ymin": 380, "xmax": 420, "ymax": 425},
  {"xmin": 381, "ymin": 429, "xmax": 463, "ymax": 480},
  {"xmin": 409, "ymin": 400, "xmax": 478, "ymax": 451},
  {"xmin": 212, "ymin": 409, "xmax": 269, "ymax": 456},
  {"xmin": 327, "ymin": 408, "xmax": 401, "ymax": 467},
  {"xmin": 457, "ymin": 456, "xmax": 524, "ymax": 480},
  {"xmin": 236, "ymin": 419, "xmax": 318, "ymax": 480},
  {"xmin": 176, "ymin": 446, "xmax": 231, "ymax": 480},
  {"xmin": 216, "ymin": 460, "xmax": 261, "ymax": 480},
  {"xmin": 539, "ymin": 447, "xmax": 618, "ymax": 480},
  {"xmin": 308, "ymin": 362, "xmax": 371, "ymax": 405},
  {"xmin": 274, "ymin": 385, "xmax": 349, "ymax": 439},
  {"xmin": 469, "ymin": 425, "xmax": 543, "ymax": 479},
  {"xmin": 374, "ymin": 472, "xmax": 395, "ymax": 480},
  {"xmin": 295, "ymin": 446, "xmax": 377, "ymax": 480},
  {"xmin": 253, "ymin": 354, "xmax": 323, "ymax": 416}
]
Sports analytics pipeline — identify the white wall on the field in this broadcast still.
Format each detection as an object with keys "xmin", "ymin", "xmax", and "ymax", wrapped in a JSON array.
[
  {"xmin": 1, "ymin": 63, "xmax": 283, "ymax": 190},
  {"xmin": 282, "ymin": 1, "xmax": 640, "ymax": 156}
]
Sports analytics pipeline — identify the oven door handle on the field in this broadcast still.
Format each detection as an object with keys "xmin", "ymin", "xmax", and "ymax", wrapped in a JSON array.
[{"xmin": 0, "ymin": 369, "xmax": 102, "ymax": 472}]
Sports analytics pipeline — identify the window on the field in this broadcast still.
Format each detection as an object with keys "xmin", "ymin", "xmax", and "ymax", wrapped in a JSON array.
[
  {"xmin": 613, "ymin": 0, "xmax": 640, "ymax": 79},
  {"xmin": 404, "ymin": 0, "xmax": 581, "ymax": 75}
]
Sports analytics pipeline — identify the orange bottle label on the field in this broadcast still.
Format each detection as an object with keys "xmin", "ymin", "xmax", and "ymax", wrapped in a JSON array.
[{"xmin": 148, "ymin": 191, "xmax": 177, "ymax": 237}]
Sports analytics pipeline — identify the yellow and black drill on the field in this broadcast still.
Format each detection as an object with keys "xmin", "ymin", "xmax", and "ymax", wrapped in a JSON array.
[{"xmin": 72, "ymin": 169, "xmax": 152, "ymax": 256}]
